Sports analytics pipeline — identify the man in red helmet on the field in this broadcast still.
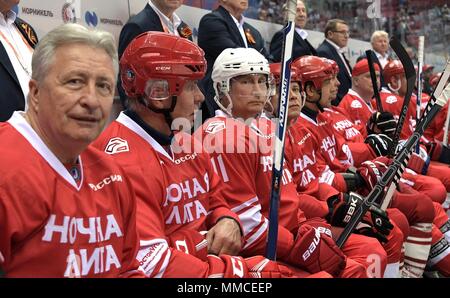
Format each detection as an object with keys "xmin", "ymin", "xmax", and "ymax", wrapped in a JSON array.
[
  {"xmin": 93, "ymin": 32, "xmax": 305, "ymax": 278},
  {"xmin": 286, "ymin": 55, "xmax": 412, "ymax": 277},
  {"xmin": 337, "ymin": 58, "xmax": 450, "ymax": 277},
  {"xmin": 193, "ymin": 47, "xmax": 377, "ymax": 278},
  {"xmin": 268, "ymin": 61, "xmax": 411, "ymax": 278},
  {"xmin": 381, "ymin": 61, "xmax": 450, "ymax": 195}
]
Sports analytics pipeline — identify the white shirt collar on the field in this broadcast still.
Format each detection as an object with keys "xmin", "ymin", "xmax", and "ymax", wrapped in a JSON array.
[
  {"xmin": 0, "ymin": 9, "xmax": 16, "ymax": 26},
  {"xmin": 230, "ymin": 13, "xmax": 245, "ymax": 28},
  {"xmin": 149, "ymin": 0, "xmax": 182, "ymax": 35},
  {"xmin": 374, "ymin": 50, "xmax": 389, "ymax": 59},
  {"xmin": 295, "ymin": 28, "xmax": 308, "ymax": 39},
  {"xmin": 326, "ymin": 38, "xmax": 348, "ymax": 53},
  {"xmin": 229, "ymin": 13, "xmax": 247, "ymax": 47}
]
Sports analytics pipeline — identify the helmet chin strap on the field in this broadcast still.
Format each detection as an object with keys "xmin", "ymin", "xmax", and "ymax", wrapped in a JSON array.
[
  {"xmin": 139, "ymin": 95, "xmax": 178, "ymax": 131},
  {"xmin": 388, "ymin": 78, "xmax": 401, "ymax": 93},
  {"xmin": 305, "ymin": 90, "xmax": 325, "ymax": 112}
]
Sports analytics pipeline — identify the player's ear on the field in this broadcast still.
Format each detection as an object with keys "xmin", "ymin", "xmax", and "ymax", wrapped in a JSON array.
[{"xmin": 28, "ymin": 79, "xmax": 40, "ymax": 114}]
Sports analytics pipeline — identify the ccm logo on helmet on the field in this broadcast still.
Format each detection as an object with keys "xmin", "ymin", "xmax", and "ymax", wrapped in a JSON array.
[{"xmin": 156, "ymin": 66, "xmax": 171, "ymax": 71}]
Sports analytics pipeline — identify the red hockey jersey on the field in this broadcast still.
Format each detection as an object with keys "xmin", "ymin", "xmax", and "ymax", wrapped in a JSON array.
[
  {"xmin": 0, "ymin": 112, "xmax": 144, "ymax": 278},
  {"xmin": 93, "ymin": 112, "xmax": 241, "ymax": 277},
  {"xmin": 322, "ymin": 107, "xmax": 377, "ymax": 167},
  {"xmin": 338, "ymin": 89, "xmax": 376, "ymax": 138},
  {"xmin": 291, "ymin": 110, "xmax": 353, "ymax": 193},
  {"xmin": 194, "ymin": 112, "xmax": 304, "ymax": 261}
]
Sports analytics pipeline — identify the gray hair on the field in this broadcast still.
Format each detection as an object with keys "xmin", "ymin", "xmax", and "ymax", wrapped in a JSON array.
[
  {"xmin": 370, "ymin": 30, "xmax": 389, "ymax": 44},
  {"xmin": 32, "ymin": 23, "xmax": 118, "ymax": 82}
]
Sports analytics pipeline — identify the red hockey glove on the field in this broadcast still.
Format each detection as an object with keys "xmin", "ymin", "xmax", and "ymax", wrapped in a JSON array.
[
  {"xmin": 407, "ymin": 150, "xmax": 430, "ymax": 175},
  {"xmin": 357, "ymin": 157, "xmax": 389, "ymax": 192},
  {"xmin": 286, "ymin": 224, "xmax": 346, "ymax": 276}
]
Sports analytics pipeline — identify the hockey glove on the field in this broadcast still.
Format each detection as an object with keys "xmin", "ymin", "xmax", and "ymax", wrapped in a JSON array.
[
  {"xmin": 365, "ymin": 134, "xmax": 392, "ymax": 156},
  {"xmin": 367, "ymin": 111, "xmax": 397, "ymax": 136},
  {"xmin": 357, "ymin": 157, "xmax": 390, "ymax": 192},
  {"xmin": 327, "ymin": 192, "xmax": 393, "ymax": 243},
  {"xmin": 286, "ymin": 224, "xmax": 346, "ymax": 276}
]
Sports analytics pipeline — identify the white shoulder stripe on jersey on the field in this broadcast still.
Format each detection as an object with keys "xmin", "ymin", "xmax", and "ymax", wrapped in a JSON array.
[
  {"xmin": 299, "ymin": 112, "xmax": 318, "ymax": 126},
  {"xmin": 116, "ymin": 112, "xmax": 174, "ymax": 161},
  {"xmin": 8, "ymin": 111, "xmax": 83, "ymax": 190}
]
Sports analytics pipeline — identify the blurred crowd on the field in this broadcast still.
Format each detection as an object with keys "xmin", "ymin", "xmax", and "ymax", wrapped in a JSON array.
[{"xmin": 251, "ymin": 0, "xmax": 449, "ymax": 60}]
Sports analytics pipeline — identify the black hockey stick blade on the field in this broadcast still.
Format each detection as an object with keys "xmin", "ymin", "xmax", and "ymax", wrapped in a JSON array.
[
  {"xmin": 388, "ymin": 38, "xmax": 416, "ymax": 157},
  {"xmin": 366, "ymin": 50, "xmax": 383, "ymax": 112}
]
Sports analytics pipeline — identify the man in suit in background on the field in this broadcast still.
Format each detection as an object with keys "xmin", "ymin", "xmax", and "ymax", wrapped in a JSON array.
[
  {"xmin": 198, "ymin": 0, "xmax": 268, "ymax": 120},
  {"xmin": 356, "ymin": 31, "xmax": 391, "ymax": 89},
  {"xmin": 118, "ymin": 0, "xmax": 193, "ymax": 108},
  {"xmin": 0, "ymin": 0, "xmax": 38, "ymax": 121},
  {"xmin": 269, "ymin": 0, "xmax": 317, "ymax": 63},
  {"xmin": 316, "ymin": 19, "xmax": 352, "ymax": 106}
]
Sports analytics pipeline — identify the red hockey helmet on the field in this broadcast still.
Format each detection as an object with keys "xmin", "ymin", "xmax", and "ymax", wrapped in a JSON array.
[
  {"xmin": 422, "ymin": 64, "xmax": 434, "ymax": 73},
  {"xmin": 291, "ymin": 56, "xmax": 339, "ymax": 90},
  {"xmin": 429, "ymin": 72, "xmax": 442, "ymax": 88},
  {"xmin": 120, "ymin": 31, "xmax": 206, "ymax": 99},
  {"xmin": 269, "ymin": 62, "xmax": 301, "ymax": 85},
  {"xmin": 383, "ymin": 59, "xmax": 404, "ymax": 82}
]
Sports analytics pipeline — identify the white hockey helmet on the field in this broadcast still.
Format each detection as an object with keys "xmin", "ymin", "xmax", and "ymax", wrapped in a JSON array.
[{"xmin": 212, "ymin": 48, "xmax": 270, "ymax": 113}]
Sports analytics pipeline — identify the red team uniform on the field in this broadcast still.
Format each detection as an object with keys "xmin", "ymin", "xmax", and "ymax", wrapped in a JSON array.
[
  {"xmin": 93, "ymin": 111, "xmax": 250, "ymax": 277},
  {"xmin": 0, "ymin": 113, "xmax": 144, "ymax": 277},
  {"xmin": 197, "ymin": 111, "xmax": 369, "ymax": 277}
]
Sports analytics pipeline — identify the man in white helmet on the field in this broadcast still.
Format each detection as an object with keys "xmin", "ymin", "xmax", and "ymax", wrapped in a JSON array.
[{"xmin": 194, "ymin": 47, "xmax": 372, "ymax": 277}]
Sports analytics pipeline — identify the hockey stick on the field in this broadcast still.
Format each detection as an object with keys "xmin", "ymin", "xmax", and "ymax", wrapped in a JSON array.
[
  {"xmin": 388, "ymin": 38, "xmax": 416, "ymax": 157},
  {"xmin": 366, "ymin": 50, "xmax": 383, "ymax": 112},
  {"xmin": 444, "ymin": 62, "xmax": 450, "ymax": 146},
  {"xmin": 381, "ymin": 61, "xmax": 450, "ymax": 211},
  {"xmin": 336, "ymin": 82, "xmax": 450, "ymax": 248},
  {"xmin": 444, "ymin": 104, "xmax": 450, "ymax": 146},
  {"xmin": 265, "ymin": 0, "xmax": 296, "ymax": 261},
  {"xmin": 415, "ymin": 36, "xmax": 424, "ymax": 153}
]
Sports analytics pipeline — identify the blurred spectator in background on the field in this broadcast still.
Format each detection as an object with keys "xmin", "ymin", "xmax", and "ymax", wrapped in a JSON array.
[
  {"xmin": 198, "ymin": 0, "xmax": 269, "ymax": 120},
  {"xmin": 317, "ymin": 19, "xmax": 352, "ymax": 105},
  {"xmin": 269, "ymin": 0, "xmax": 317, "ymax": 63},
  {"xmin": 0, "ymin": 0, "xmax": 38, "ymax": 122},
  {"xmin": 117, "ymin": 0, "xmax": 193, "ymax": 108},
  {"xmin": 370, "ymin": 31, "xmax": 392, "ymax": 69}
]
